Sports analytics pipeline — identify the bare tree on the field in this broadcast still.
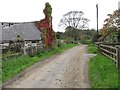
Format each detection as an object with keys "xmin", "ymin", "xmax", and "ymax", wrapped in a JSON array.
[{"xmin": 58, "ymin": 11, "xmax": 89, "ymax": 30}]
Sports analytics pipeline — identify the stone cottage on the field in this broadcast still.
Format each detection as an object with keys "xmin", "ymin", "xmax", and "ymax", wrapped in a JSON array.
[{"xmin": 0, "ymin": 22, "xmax": 43, "ymax": 54}]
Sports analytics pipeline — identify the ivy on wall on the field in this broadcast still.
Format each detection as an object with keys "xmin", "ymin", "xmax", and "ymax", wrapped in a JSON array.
[{"xmin": 35, "ymin": 2, "xmax": 55, "ymax": 48}]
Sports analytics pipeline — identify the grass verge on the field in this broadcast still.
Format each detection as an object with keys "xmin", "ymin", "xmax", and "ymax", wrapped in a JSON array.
[
  {"xmin": 2, "ymin": 44, "xmax": 78, "ymax": 83},
  {"xmin": 88, "ymin": 44, "xmax": 119, "ymax": 88}
]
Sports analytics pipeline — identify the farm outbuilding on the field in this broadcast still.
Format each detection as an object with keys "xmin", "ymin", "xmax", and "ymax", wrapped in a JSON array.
[
  {"xmin": 0, "ymin": 2, "xmax": 56, "ymax": 55},
  {"xmin": 0, "ymin": 22, "xmax": 43, "ymax": 54}
]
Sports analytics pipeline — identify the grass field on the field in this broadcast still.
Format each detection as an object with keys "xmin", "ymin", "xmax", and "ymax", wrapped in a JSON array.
[
  {"xmin": 88, "ymin": 44, "xmax": 119, "ymax": 88},
  {"xmin": 2, "ymin": 44, "xmax": 78, "ymax": 83}
]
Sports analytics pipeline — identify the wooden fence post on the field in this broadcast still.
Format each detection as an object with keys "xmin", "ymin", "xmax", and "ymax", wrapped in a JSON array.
[
  {"xmin": 116, "ymin": 46, "xmax": 120, "ymax": 69},
  {"xmin": 98, "ymin": 43, "xmax": 101, "ymax": 52}
]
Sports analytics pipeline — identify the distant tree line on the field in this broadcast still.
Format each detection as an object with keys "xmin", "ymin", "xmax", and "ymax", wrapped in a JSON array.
[{"xmin": 56, "ymin": 27, "xmax": 97, "ymax": 44}]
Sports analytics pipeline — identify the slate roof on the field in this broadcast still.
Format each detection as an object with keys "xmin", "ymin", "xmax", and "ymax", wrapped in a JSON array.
[{"xmin": 1, "ymin": 22, "xmax": 41, "ymax": 43}]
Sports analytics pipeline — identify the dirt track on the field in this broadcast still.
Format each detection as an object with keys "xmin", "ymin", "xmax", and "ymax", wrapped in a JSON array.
[{"xmin": 4, "ymin": 45, "xmax": 92, "ymax": 88}]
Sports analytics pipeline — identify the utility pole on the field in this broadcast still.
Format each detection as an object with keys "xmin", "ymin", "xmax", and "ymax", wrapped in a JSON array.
[{"xmin": 96, "ymin": 4, "xmax": 99, "ymax": 39}]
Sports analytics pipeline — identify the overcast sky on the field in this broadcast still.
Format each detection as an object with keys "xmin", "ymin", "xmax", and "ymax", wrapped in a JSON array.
[{"xmin": 0, "ymin": 0, "xmax": 119, "ymax": 32}]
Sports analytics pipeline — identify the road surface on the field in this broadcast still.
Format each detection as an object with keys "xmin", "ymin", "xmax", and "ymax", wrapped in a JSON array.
[{"xmin": 3, "ymin": 45, "xmax": 94, "ymax": 88}]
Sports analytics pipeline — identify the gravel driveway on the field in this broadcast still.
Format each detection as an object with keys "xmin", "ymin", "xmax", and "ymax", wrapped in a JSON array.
[{"xmin": 3, "ymin": 45, "xmax": 92, "ymax": 88}]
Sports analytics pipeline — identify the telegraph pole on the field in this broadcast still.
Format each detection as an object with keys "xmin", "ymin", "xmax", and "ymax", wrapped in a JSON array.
[{"xmin": 96, "ymin": 4, "xmax": 99, "ymax": 38}]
